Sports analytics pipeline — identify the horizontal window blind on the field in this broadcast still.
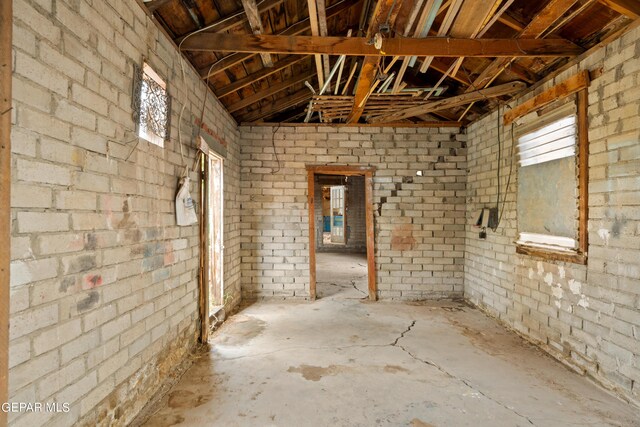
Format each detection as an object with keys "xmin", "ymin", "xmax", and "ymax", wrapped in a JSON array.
[{"xmin": 518, "ymin": 115, "xmax": 576, "ymax": 167}]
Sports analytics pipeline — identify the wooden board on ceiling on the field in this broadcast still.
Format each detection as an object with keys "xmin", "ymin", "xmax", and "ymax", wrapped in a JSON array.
[{"xmin": 146, "ymin": 0, "xmax": 639, "ymax": 124}]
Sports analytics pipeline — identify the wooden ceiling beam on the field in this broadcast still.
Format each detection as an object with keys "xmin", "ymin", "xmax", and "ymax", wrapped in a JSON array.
[
  {"xmin": 393, "ymin": 0, "xmax": 435, "ymax": 93},
  {"xmin": 344, "ymin": 0, "xmax": 401, "ymax": 124},
  {"xmin": 368, "ymin": 81, "xmax": 527, "ymax": 123},
  {"xmin": 182, "ymin": 34, "xmax": 583, "ymax": 57},
  {"xmin": 598, "ymin": 0, "xmax": 640, "ymax": 18},
  {"xmin": 216, "ymin": 55, "xmax": 309, "ymax": 99},
  {"xmin": 197, "ymin": 0, "xmax": 358, "ymax": 79},
  {"xmin": 465, "ymin": 0, "xmax": 581, "ymax": 92},
  {"xmin": 240, "ymin": 0, "xmax": 274, "ymax": 67},
  {"xmin": 457, "ymin": 0, "xmax": 581, "ymax": 121},
  {"xmin": 175, "ymin": 0, "xmax": 284, "ymax": 44},
  {"xmin": 307, "ymin": 0, "xmax": 326, "ymax": 88},
  {"xmin": 316, "ymin": 0, "xmax": 331, "ymax": 89},
  {"xmin": 503, "ymin": 70, "xmax": 589, "ymax": 125},
  {"xmin": 227, "ymin": 70, "xmax": 315, "ymax": 113},
  {"xmin": 521, "ymin": 0, "xmax": 581, "ymax": 38}
]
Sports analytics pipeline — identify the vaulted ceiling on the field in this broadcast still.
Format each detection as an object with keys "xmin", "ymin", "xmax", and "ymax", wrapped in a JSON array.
[{"xmin": 143, "ymin": 0, "xmax": 639, "ymax": 125}]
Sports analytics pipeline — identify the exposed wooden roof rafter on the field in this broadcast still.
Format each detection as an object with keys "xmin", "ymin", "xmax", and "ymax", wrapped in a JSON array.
[
  {"xmin": 240, "ymin": 0, "xmax": 274, "ymax": 67},
  {"xmin": 240, "ymin": 87, "xmax": 313, "ymax": 122},
  {"xmin": 181, "ymin": 34, "xmax": 584, "ymax": 57},
  {"xmin": 598, "ymin": 0, "xmax": 640, "ymax": 18},
  {"xmin": 196, "ymin": 0, "xmax": 359, "ymax": 79},
  {"xmin": 458, "ymin": 0, "xmax": 583, "ymax": 120},
  {"xmin": 216, "ymin": 55, "xmax": 309, "ymax": 99},
  {"xmin": 146, "ymin": 0, "xmax": 638, "ymax": 124},
  {"xmin": 227, "ymin": 70, "xmax": 316, "ymax": 113},
  {"xmin": 345, "ymin": 0, "xmax": 401, "ymax": 124}
]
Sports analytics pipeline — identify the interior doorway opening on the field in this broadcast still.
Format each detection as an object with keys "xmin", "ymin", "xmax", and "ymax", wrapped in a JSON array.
[
  {"xmin": 200, "ymin": 148, "xmax": 224, "ymax": 341},
  {"xmin": 307, "ymin": 166, "xmax": 376, "ymax": 301},
  {"xmin": 316, "ymin": 175, "xmax": 367, "ymax": 299}
]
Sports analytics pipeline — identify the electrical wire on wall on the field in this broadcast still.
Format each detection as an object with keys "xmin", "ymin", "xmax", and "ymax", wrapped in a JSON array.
[
  {"xmin": 492, "ymin": 104, "xmax": 515, "ymax": 232},
  {"xmin": 270, "ymin": 123, "xmax": 282, "ymax": 174}
]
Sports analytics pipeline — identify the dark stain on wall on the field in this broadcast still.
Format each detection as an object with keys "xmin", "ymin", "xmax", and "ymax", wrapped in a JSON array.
[
  {"xmin": 77, "ymin": 291, "xmax": 100, "ymax": 312},
  {"xmin": 59, "ymin": 276, "xmax": 77, "ymax": 293},
  {"xmin": 68, "ymin": 255, "xmax": 97, "ymax": 274},
  {"xmin": 611, "ymin": 215, "xmax": 627, "ymax": 237}
]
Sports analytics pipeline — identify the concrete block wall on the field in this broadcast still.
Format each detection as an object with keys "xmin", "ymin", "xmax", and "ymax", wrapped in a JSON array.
[
  {"xmin": 239, "ymin": 125, "xmax": 466, "ymax": 300},
  {"xmin": 9, "ymin": 0, "xmax": 241, "ymax": 425},
  {"xmin": 465, "ymin": 26, "xmax": 640, "ymax": 405}
]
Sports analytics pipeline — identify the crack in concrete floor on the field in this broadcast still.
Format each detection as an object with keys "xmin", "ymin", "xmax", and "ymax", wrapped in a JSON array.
[
  {"xmin": 392, "ymin": 320, "xmax": 536, "ymax": 426},
  {"xmin": 140, "ymin": 252, "xmax": 639, "ymax": 426}
]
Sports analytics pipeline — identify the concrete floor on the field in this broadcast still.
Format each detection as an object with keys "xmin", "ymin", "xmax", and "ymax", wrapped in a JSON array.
[{"xmin": 142, "ymin": 252, "xmax": 639, "ymax": 426}]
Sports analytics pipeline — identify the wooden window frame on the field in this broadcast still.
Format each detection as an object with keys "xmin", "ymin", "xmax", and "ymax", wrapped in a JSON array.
[
  {"xmin": 136, "ymin": 62, "xmax": 169, "ymax": 147},
  {"xmin": 506, "ymin": 73, "xmax": 589, "ymax": 265}
]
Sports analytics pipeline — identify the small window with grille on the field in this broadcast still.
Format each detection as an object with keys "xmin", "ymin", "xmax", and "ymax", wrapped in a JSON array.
[{"xmin": 133, "ymin": 62, "xmax": 170, "ymax": 147}]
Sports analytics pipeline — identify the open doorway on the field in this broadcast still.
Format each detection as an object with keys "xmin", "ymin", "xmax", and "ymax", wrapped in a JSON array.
[
  {"xmin": 200, "ymin": 148, "xmax": 224, "ymax": 341},
  {"xmin": 307, "ymin": 166, "xmax": 376, "ymax": 301}
]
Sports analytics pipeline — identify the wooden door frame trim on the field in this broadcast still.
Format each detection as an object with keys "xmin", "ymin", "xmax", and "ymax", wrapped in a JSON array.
[
  {"xmin": 199, "ymin": 155, "xmax": 210, "ymax": 342},
  {"xmin": 306, "ymin": 165, "xmax": 377, "ymax": 301}
]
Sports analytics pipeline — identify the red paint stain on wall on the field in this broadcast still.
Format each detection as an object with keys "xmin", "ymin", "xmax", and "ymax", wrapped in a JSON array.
[
  {"xmin": 391, "ymin": 224, "xmax": 416, "ymax": 251},
  {"xmin": 164, "ymin": 242, "xmax": 175, "ymax": 266},
  {"xmin": 83, "ymin": 274, "xmax": 103, "ymax": 290}
]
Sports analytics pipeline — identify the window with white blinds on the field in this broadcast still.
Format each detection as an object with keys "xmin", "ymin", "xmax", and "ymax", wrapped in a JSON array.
[
  {"xmin": 517, "ymin": 115, "xmax": 576, "ymax": 167},
  {"xmin": 516, "ymin": 102, "xmax": 579, "ymax": 252}
]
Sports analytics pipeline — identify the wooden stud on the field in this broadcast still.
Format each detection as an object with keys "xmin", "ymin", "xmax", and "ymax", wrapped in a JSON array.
[
  {"xmin": 503, "ymin": 71, "xmax": 590, "ymax": 125},
  {"xmin": 0, "ymin": 0, "xmax": 11, "ymax": 422},
  {"xmin": 240, "ymin": 0, "xmax": 274, "ymax": 67},
  {"xmin": 182, "ymin": 34, "xmax": 584, "ymax": 57}
]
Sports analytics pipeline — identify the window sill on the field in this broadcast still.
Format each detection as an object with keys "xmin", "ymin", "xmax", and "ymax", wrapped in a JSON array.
[{"xmin": 516, "ymin": 244, "xmax": 587, "ymax": 265}]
